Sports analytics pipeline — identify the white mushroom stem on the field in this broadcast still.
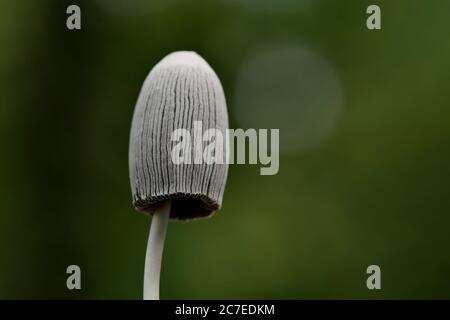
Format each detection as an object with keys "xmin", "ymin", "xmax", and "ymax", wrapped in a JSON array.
[{"xmin": 143, "ymin": 200, "xmax": 171, "ymax": 300}]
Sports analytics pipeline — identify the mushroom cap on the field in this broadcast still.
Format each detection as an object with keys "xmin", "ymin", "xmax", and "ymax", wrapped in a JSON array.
[{"xmin": 129, "ymin": 51, "xmax": 229, "ymax": 220}]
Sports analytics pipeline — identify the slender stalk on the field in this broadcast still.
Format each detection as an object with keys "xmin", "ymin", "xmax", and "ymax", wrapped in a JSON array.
[{"xmin": 143, "ymin": 200, "xmax": 171, "ymax": 300}]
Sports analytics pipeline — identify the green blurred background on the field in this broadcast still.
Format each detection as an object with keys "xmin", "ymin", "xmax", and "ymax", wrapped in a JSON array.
[{"xmin": 1, "ymin": 0, "xmax": 450, "ymax": 299}]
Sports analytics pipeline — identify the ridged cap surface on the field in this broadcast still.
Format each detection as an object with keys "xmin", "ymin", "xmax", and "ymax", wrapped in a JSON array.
[{"xmin": 129, "ymin": 51, "xmax": 229, "ymax": 220}]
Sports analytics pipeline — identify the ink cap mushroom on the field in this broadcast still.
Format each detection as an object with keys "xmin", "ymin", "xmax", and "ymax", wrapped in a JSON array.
[{"xmin": 129, "ymin": 51, "xmax": 229, "ymax": 300}]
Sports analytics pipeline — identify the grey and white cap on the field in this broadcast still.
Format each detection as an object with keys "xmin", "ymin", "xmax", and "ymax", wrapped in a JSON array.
[{"xmin": 129, "ymin": 51, "xmax": 229, "ymax": 220}]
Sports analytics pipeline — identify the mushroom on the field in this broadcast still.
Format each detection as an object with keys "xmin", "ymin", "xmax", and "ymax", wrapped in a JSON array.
[{"xmin": 129, "ymin": 51, "xmax": 229, "ymax": 300}]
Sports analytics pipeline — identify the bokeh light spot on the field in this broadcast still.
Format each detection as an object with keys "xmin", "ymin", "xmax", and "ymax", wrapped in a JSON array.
[{"xmin": 234, "ymin": 44, "xmax": 343, "ymax": 154}]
